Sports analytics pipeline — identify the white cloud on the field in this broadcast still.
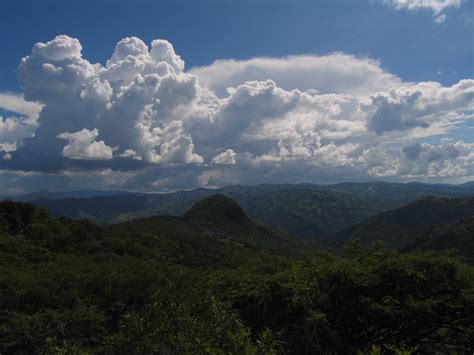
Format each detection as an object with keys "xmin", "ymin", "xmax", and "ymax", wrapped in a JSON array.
[
  {"xmin": 191, "ymin": 54, "xmax": 403, "ymax": 97},
  {"xmin": 0, "ymin": 93, "xmax": 43, "ymax": 155},
  {"xmin": 212, "ymin": 149, "xmax": 237, "ymax": 164},
  {"xmin": 0, "ymin": 34, "xmax": 472, "ymax": 192},
  {"xmin": 398, "ymin": 139, "xmax": 474, "ymax": 178},
  {"xmin": 150, "ymin": 39, "xmax": 185, "ymax": 72},
  {"xmin": 0, "ymin": 117, "xmax": 30, "ymax": 162},
  {"xmin": 119, "ymin": 149, "xmax": 142, "ymax": 160},
  {"xmin": 57, "ymin": 128, "xmax": 114, "ymax": 160},
  {"xmin": 0, "ymin": 93, "xmax": 43, "ymax": 122},
  {"xmin": 381, "ymin": 0, "xmax": 462, "ymax": 22},
  {"xmin": 12, "ymin": 35, "xmax": 205, "ymax": 169},
  {"xmin": 364, "ymin": 80, "xmax": 474, "ymax": 135},
  {"xmin": 139, "ymin": 120, "xmax": 203, "ymax": 164}
]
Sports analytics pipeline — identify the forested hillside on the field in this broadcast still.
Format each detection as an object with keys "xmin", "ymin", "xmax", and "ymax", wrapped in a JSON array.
[
  {"xmin": 405, "ymin": 216, "xmax": 474, "ymax": 262},
  {"xmin": 0, "ymin": 198, "xmax": 473, "ymax": 353},
  {"xmin": 18, "ymin": 181, "xmax": 474, "ymax": 241},
  {"xmin": 331, "ymin": 196, "xmax": 474, "ymax": 249}
]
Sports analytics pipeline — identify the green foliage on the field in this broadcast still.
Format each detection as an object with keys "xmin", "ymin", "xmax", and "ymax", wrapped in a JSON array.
[
  {"xmin": 0, "ymin": 200, "xmax": 473, "ymax": 353},
  {"xmin": 0, "ymin": 200, "xmax": 48, "ymax": 235},
  {"xmin": 184, "ymin": 193, "xmax": 251, "ymax": 225},
  {"xmin": 209, "ymin": 248, "xmax": 474, "ymax": 353},
  {"xmin": 333, "ymin": 196, "xmax": 474, "ymax": 249},
  {"xmin": 406, "ymin": 216, "xmax": 474, "ymax": 262},
  {"xmin": 107, "ymin": 296, "xmax": 257, "ymax": 354}
]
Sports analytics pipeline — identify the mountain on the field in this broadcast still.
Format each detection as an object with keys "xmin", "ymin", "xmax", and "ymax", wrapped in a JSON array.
[
  {"xmin": 0, "ymin": 196, "xmax": 292, "ymax": 270},
  {"xmin": 220, "ymin": 187, "xmax": 382, "ymax": 239},
  {"xmin": 108, "ymin": 194, "xmax": 294, "ymax": 252},
  {"xmin": 17, "ymin": 181, "xmax": 474, "ymax": 241},
  {"xmin": 330, "ymin": 196, "xmax": 474, "ymax": 249},
  {"xmin": 26, "ymin": 186, "xmax": 383, "ymax": 240},
  {"xmin": 182, "ymin": 194, "xmax": 293, "ymax": 246},
  {"xmin": 184, "ymin": 193, "xmax": 251, "ymax": 226},
  {"xmin": 29, "ymin": 188, "xmax": 214, "ymax": 221},
  {"xmin": 31, "ymin": 194, "xmax": 166, "ymax": 220},
  {"xmin": 1, "ymin": 190, "xmax": 135, "ymax": 202},
  {"xmin": 404, "ymin": 216, "xmax": 474, "ymax": 262},
  {"xmin": 326, "ymin": 181, "xmax": 474, "ymax": 209}
]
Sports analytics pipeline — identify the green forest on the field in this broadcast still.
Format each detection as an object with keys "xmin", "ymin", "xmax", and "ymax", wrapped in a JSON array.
[{"xmin": 0, "ymin": 197, "xmax": 473, "ymax": 354}]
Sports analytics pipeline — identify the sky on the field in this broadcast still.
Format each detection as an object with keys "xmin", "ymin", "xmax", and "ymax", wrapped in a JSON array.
[{"xmin": 0, "ymin": 0, "xmax": 473, "ymax": 193}]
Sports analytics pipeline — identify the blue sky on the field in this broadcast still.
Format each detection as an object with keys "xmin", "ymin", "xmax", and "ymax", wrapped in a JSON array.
[
  {"xmin": 1, "ymin": 0, "xmax": 472, "ymax": 91},
  {"xmin": 0, "ymin": 0, "xmax": 472, "ymax": 193}
]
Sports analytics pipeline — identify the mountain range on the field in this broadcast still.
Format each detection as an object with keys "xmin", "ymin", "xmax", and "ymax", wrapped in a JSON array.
[{"xmin": 8, "ymin": 181, "xmax": 474, "ymax": 241}]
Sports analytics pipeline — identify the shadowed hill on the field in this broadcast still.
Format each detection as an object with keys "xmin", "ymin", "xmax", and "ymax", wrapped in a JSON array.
[
  {"xmin": 405, "ymin": 216, "xmax": 474, "ymax": 262},
  {"xmin": 183, "ymin": 193, "xmax": 293, "ymax": 247},
  {"xmin": 0, "ymin": 198, "xmax": 294, "ymax": 269},
  {"xmin": 228, "ymin": 188, "xmax": 381, "ymax": 239},
  {"xmin": 328, "ymin": 181, "xmax": 474, "ymax": 209},
  {"xmin": 330, "ymin": 196, "xmax": 474, "ymax": 249},
  {"xmin": 184, "ymin": 193, "xmax": 251, "ymax": 226},
  {"xmin": 105, "ymin": 214, "xmax": 254, "ymax": 267},
  {"xmin": 109, "ymin": 194, "xmax": 295, "ymax": 252}
]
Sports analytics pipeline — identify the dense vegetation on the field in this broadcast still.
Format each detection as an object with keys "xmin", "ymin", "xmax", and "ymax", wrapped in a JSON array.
[
  {"xmin": 406, "ymin": 216, "xmax": 474, "ymax": 262},
  {"xmin": 332, "ymin": 196, "xmax": 474, "ymax": 249},
  {"xmin": 1, "ymin": 197, "xmax": 473, "ymax": 353},
  {"xmin": 19, "ymin": 181, "xmax": 474, "ymax": 240}
]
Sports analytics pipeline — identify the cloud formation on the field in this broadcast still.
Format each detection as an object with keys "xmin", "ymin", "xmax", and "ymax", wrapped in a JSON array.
[
  {"xmin": 0, "ymin": 35, "xmax": 472, "ymax": 193},
  {"xmin": 365, "ymin": 80, "xmax": 474, "ymax": 134},
  {"xmin": 381, "ymin": 0, "xmax": 462, "ymax": 22},
  {"xmin": 11, "ymin": 35, "xmax": 209, "ymax": 170},
  {"xmin": 190, "ymin": 54, "xmax": 403, "ymax": 97},
  {"xmin": 212, "ymin": 149, "xmax": 237, "ymax": 165},
  {"xmin": 399, "ymin": 139, "xmax": 474, "ymax": 178},
  {"xmin": 0, "ymin": 93, "xmax": 42, "ymax": 159},
  {"xmin": 57, "ymin": 128, "xmax": 114, "ymax": 160}
]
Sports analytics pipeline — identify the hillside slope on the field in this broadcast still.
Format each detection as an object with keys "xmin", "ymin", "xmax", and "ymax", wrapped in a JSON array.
[
  {"xmin": 405, "ymin": 216, "xmax": 474, "ymax": 262},
  {"xmin": 23, "ymin": 182, "xmax": 474, "ymax": 241},
  {"xmin": 328, "ymin": 181, "xmax": 474, "ymax": 209},
  {"xmin": 108, "ymin": 194, "xmax": 294, "ymax": 253},
  {"xmin": 330, "ymin": 196, "xmax": 474, "ymax": 249}
]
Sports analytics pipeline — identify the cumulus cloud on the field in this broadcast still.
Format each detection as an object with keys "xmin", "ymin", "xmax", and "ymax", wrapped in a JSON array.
[
  {"xmin": 365, "ymin": 80, "xmax": 474, "ymax": 135},
  {"xmin": 0, "ymin": 93, "xmax": 43, "ymax": 158},
  {"xmin": 0, "ymin": 34, "xmax": 472, "ymax": 192},
  {"xmin": 212, "ymin": 149, "xmax": 237, "ymax": 164},
  {"xmin": 366, "ymin": 90, "xmax": 428, "ymax": 134},
  {"xmin": 190, "ymin": 54, "xmax": 403, "ymax": 97},
  {"xmin": 0, "ymin": 93, "xmax": 43, "ymax": 121},
  {"xmin": 10, "ymin": 35, "xmax": 206, "ymax": 171},
  {"xmin": 399, "ymin": 139, "xmax": 474, "ymax": 178},
  {"xmin": 0, "ymin": 116, "xmax": 33, "ymax": 155},
  {"xmin": 119, "ymin": 149, "xmax": 142, "ymax": 160},
  {"xmin": 380, "ymin": 0, "xmax": 462, "ymax": 22},
  {"xmin": 57, "ymin": 128, "xmax": 114, "ymax": 160}
]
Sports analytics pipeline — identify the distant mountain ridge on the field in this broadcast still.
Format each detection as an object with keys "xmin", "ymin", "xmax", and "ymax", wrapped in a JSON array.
[
  {"xmin": 5, "ymin": 181, "xmax": 474, "ymax": 203},
  {"xmin": 5, "ymin": 181, "xmax": 474, "ymax": 241},
  {"xmin": 330, "ymin": 196, "xmax": 474, "ymax": 249},
  {"xmin": 2, "ymin": 190, "xmax": 136, "ymax": 201}
]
